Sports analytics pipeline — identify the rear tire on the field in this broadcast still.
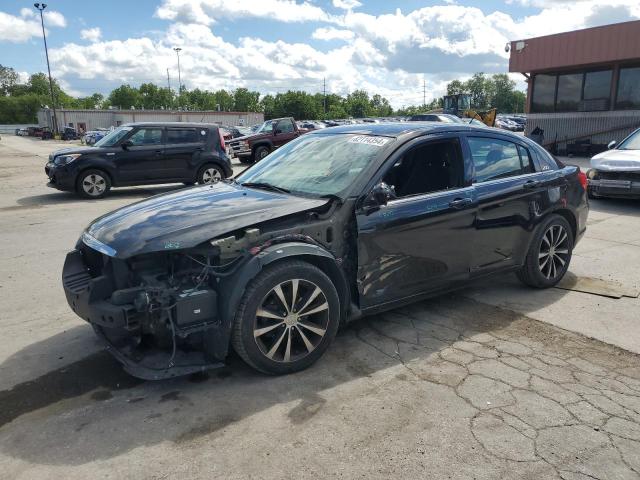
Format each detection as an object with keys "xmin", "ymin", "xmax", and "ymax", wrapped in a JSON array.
[
  {"xmin": 76, "ymin": 169, "xmax": 111, "ymax": 199},
  {"xmin": 197, "ymin": 164, "xmax": 224, "ymax": 185},
  {"xmin": 231, "ymin": 260, "xmax": 340, "ymax": 375},
  {"xmin": 517, "ymin": 214, "xmax": 574, "ymax": 288},
  {"xmin": 239, "ymin": 157, "xmax": 253, "ymax": 164}
]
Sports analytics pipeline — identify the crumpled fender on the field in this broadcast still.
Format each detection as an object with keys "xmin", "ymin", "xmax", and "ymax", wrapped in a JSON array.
[{"xmin": 207, "ymin": 241, "xmax": 345, "ymax": 361}]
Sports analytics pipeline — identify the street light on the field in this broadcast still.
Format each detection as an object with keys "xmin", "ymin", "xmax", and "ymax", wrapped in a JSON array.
[
  {"xmin": 174, "ymin": 47, "xmax": 182, "ymax": 107},
  {"xmin": 34, "ymin": 3, "xmax": 58, "ymax": 135}
]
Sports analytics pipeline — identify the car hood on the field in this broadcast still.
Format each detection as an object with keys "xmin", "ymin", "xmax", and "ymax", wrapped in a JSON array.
[
  {"xmin": 51, "ymin": 146, "xmax": 99, "ymax": 158},
  {"xmin": 591, "ymin": 149, "xmax": 640, "ymax": 171},
  {"xmin": 228, "ymin": 132, "xmax": 268, "ymax": 143},
  {"xmin": 84, "ymin": 182, "xmax": 329, "ymax": 259}
]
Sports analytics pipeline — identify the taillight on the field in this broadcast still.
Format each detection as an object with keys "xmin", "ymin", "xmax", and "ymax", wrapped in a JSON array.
[
  {"xmin": 218, "ymin": 129, "xmax": 225, "ymax": 151},
  {"xmin": 577, "ymin": 170, "xmax": 587, "ymax": 190}
]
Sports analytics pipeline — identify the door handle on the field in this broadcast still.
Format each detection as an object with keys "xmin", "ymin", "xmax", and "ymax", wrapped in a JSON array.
[
  {"xmin": 154, "ymin": 150, "xmax": 163, "ymax": 155},
  {"xmin": 449, "ymin": 198, "xmax": 473, "ymax": 209},
  {"xmin": 523, "ymin": 180, "xmax": 541, "ymax": 189}
]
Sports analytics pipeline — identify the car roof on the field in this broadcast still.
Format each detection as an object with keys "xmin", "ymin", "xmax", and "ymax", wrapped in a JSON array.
[
  {"xmin": 121, "ymin": 122, "xmax": 219, "ymax": 128},
  {"xmin": 309, "ymin": 121, "xmax": 519, "ymax": 139}
]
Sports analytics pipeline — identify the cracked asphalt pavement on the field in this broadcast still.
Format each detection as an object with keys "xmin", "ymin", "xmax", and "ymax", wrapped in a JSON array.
[{"xmin": 1, "ymin": 136, "xmax": 639, "ymax": 479}]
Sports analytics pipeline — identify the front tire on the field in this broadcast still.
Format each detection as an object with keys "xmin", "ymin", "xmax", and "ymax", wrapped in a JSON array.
[
  {"xmin": 197, "ymin": 164, "xmax": 224, "ymax": 185},
  {"xmin": 253, "ymin": 146, "xmax": 270, "ymax": 162},
  {"xmin": 76, "ymin": 169, "xmax": 111, "ymax": 199},
  {"xmin": 231, "ymin": 260, "xmax": 341, "ymax": 375},
  {"xmin": 517, "ymin": 214, "xmax": 574, "ymax": 288}
]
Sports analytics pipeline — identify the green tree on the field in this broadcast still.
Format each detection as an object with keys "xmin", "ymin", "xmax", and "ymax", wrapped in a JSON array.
[
  {"xmin": 0, "ymin": 65, "xmax": 19, "ymax": 96},
  {"xmin": 108, "ymin": 84, "xmax": 142, "ymax": 109},
  {"xmin": 233, "ymin": 88, "xmax": 260, "ymax": 112},
  {"xmin": 446, "ymin": 80, "xmax": 465, "ymax": 96},
  {"xmin": 345, "ymin": 90, "xmax": 371, "ymax": 118}
]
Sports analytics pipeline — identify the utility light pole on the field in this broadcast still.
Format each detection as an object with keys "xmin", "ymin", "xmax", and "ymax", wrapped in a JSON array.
[
  {"xmin": 423, "ymin": 78, "xmax": 426, "ymax": 108},
  {"xmin": 174, "ymin": 47, "xmax": 182, "ymax": 107},
  {"xmin": 323, "ymin": 77, "xmax": 327, "ymax": 116},
  {"xmin": 34, "ymin": 3, "xmax": 58, "ymax": 135}
]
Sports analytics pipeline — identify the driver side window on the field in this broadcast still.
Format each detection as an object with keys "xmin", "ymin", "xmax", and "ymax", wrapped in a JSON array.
[
  {"xmin": 382, "ymin": 138, "xmax": 465, "ymax": 198},
  {"xmin": 128, "ymin": 128, "xmax": 163, "ymax": 146},
  {"xmin": 277, "ymin": 119, "xmax": 294, "ymax": 134}
]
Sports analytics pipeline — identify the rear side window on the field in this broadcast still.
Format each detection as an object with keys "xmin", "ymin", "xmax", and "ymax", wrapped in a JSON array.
[
  {"xmin": 468, "ymin": 137, "xmax": 533, "ymax": 183},
  {"xmin": 277, "ymin": 119, "xmax": 295, "ymax": 133},
  {"xmin": 166, "ymin": 128, "xmax": 199, "ymax": 144}
]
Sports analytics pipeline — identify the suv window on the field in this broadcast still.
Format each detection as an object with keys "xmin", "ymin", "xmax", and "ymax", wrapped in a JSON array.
[
  {"xmin": 276, "ymin": 119, "xmax": 294, "ymax": 134},
  {"xmin": 128, "ymin": 128, "xmax": 163, "ymax": 146},
  {"xmin": 468, "ymin": 137, "xmax": 533, "ymax": 183},
  {"xmin": 167, "ymin": 128, "xmax": 199, "ymax": 144},
  {"xmin": 382, "ymin": 139, "xmax": 464, "ymax": 198}
]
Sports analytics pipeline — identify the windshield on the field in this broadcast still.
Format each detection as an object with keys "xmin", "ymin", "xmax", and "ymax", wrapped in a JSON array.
[
  {"xmin": 618, "ymin": 129, "xmax": 640, "ymax": 150},
  {"xmin": 94, "ymin": 126, "xmax": 133, "ymax": 147},
  {"xmin": 236, "ymin": 133, "xmax": 393, "ymax": 197},
  {"xmin": 254, "ymin": 120, "xmax": 274, "ymax": 134}
]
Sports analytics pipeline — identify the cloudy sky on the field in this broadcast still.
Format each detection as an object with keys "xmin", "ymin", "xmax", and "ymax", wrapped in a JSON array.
[{"xmin": 1, "ymin": 0, "xmax": 639, "ymax": 107}]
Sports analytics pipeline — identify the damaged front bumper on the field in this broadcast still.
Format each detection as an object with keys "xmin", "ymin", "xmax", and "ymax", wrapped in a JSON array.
[
  {"xmin": 62, "ymin": 248, "xmax": 230, "ymax": 380},
  {"xmin": 587, "ymin": 169, "xmax": 640, "ymax": 198}
]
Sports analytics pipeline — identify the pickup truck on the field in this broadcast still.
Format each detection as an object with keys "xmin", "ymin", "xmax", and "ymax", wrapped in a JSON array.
[{"xmin": 227, "ymin": 117, "xmax": 303, "ymax": 163}]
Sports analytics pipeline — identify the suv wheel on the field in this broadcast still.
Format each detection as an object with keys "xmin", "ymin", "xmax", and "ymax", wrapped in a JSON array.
[
  {"xmin": 77, "ymin": 169, "xmax": 111, "ymax": 199},
  {"xmin": 231, "ymin": 260, "xmax": 340, "ymax": 375},
  {"xmin": 517, "ymin": 214, "xmax": 574, "ymax": 288},
  {"xmin": 254, "ymin": 146, "xmax": 270, "ymax": 162},
  {"xmin": 197, "ymin": 164, "xmax": 224, "ymax": 185}
]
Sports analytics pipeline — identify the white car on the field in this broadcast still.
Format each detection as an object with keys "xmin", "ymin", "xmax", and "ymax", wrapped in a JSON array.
[{"xmin": 588, "ymin": 128, "xmax": 640, "ymax": 199}]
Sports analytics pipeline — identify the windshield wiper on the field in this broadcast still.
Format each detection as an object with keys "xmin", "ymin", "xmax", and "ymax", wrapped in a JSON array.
[{"xmin": 241, "ymin": 182, "xmax": 291, "ymax": 194}]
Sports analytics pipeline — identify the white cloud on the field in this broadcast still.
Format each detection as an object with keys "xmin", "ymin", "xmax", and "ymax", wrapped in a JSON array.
[
  {"xmin": 28, "ymin": 0, "xmax": 640, "ymax": 108},
  {"xmin": 80, "ymin": 27, "xmax": 102, "ymax": 42},
  {"xmin": 312, "ymin": 27, "xmax": 354, "ymax": 41},
  {"xmin": 0, "ymin": 8, "xmax": 66, "ymax": 43},
  {"xmin": 155, "ymin": 0, "xmax": 331, "ymax": 25},
  {"xmin": 332, "ymin": 0, "xmax": 362, "ymax": 10}
]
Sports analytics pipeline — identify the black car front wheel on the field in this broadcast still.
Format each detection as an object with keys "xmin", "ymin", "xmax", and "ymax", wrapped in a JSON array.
[
  {"xmin": 77, "ymin": 169, "xmax": 111, "ymax": 199},
  {"xmin": 197, "ymin": 164, "xmax": 224, "ymax": 185},
  {"xmin": 231, "ymin": 260, "xmax": 340, "ymax": 375},
  {"xmin": 517, "ymin": 214, "xmax": 574, "ymax": 288}
]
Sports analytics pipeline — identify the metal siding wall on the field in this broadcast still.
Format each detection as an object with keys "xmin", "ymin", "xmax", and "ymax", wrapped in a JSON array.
[
  {"xmin": 40, "ymin": 109, "xmax": 264, "ymax": 130},
  {"xmin": 525, "ymin": 110, "xmax": 640, "ymax": 145}
]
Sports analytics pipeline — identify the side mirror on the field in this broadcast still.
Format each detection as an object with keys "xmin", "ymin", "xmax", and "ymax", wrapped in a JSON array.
[
  {"xmin": 121, "ymin": 140, "xmax": 133, "ymax": 150},
  {"xmin": 364, "ymin": 182, "xmax": 395, "ymax": 211},
  {"xmin": 607, "ymin": 140, "xmax": 617, "ymax": 150}
]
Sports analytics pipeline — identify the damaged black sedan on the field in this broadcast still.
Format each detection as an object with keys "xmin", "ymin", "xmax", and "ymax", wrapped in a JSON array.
[{"xmin": 63, "ymin": 123, "xmax": 589, "ymax": 379}]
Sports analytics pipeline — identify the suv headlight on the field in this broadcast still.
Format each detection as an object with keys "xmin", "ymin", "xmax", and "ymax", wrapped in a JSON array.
[{"xmin": 54, "ymin": 153, "xmax": 82, "ymax": 165}]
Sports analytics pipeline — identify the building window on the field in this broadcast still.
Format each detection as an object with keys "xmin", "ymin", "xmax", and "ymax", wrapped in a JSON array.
[
  {"xmin": 556, "ymin": 73, "xmax": 582, "ymax": 112},
  {"xmin": 582, "ymin": 70, "xmax": 612, "ymax": 111},
  {"xmin": 616, "ymin": 67, "xmax": 640, "ymax": 110},
  {"xmin": 532, "ymin": 74, "xmax": 556, "ymax": 113}
]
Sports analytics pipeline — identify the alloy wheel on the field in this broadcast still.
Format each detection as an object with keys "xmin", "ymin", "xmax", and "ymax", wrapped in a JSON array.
[
  {"xmin": 538, "ymin": 224, "xmax": 570, "ymax": 280},
  {"xmin": 202, "ymin": 167, "xmax": 222, "ymax": 184},
  {"xmin": 82, "ymin": 174, "xmax": 106, "ymax": 196},
  {"xmin": 253, "ymin": 279, "xmax": 330, "ymax": 363}
]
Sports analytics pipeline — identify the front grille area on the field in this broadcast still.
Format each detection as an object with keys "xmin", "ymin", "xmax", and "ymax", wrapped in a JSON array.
[{"xmin": 598, "ymin": 171, "xmax": 640, "ymax": 181}]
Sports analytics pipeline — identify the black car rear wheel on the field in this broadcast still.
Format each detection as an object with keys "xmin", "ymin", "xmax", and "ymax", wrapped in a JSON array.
[
  {"xmin": 517, "ymin": 214, "xmax": 574, "ymax": 288},
  {"xmin": 197, "ymin": 164, "xmax": 224, "ymax": 185},
  {"xmin": 77, "ymin": 169, "xmax": 111, "ymax": 199},
  {"xmin": 231, "ymin": 260, "xmax": 340, "ymax": 375}
]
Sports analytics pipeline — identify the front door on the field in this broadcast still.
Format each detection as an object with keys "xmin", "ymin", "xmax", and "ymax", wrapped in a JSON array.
[
  {"xmin": 114, "ymin": 127, "xmax": 165, "ymax": 183},
  {"xmin": 273, "ymin": 119, "xmax": 297, "ymax": 149},
  {"xmin": 356, "ymin": 135, "xmax": 477, "ymax": 309}
]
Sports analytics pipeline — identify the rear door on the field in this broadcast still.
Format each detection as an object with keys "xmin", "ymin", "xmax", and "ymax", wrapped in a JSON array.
[
  {"xmin": 464, "ymin": 134, "xmax": 548, "ymax": 275},
  {"xmin": 356, "ymin": 134, "xmax": 476, "ymax": 309},
  {"xmin": 163, "ymin": 127, "xmax": 206, "ymax": 180},
  {"xmin": 113, "ymin": 127, "xmax": 165, "ymax": 183}
]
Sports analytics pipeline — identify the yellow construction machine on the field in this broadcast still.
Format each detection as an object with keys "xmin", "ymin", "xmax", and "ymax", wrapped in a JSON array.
[{"xmin": 438, "ymin": 93, "xmax": 497, "ymax": 127}]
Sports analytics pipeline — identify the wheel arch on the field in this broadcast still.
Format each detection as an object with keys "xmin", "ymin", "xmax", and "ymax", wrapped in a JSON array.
[
  {"xmin": 551, "ymin": 207, "xmax": 578, "ymax": 244},
  {"xmin": 251, "ymin": 142, "xmax": 272, "ymax": 154}
]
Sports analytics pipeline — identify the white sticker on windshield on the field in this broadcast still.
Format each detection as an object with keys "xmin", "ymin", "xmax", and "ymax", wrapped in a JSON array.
[{"xmin": 348, "ymin": 135, "xmax": 390, "ymax": 147}]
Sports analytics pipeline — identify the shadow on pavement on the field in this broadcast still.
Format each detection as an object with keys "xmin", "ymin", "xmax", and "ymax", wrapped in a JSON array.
[
  {"xmin": 0, "ymin": 294, "xmax": 518, "ymax": 465},
  {"xmin": 16, "ymin": 185, "xmax": 184, "ymax": 207}
]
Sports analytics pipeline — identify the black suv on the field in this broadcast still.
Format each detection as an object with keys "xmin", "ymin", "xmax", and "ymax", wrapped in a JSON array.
[
  {"xmin": 62, "ymin": 123, "xmax": 588, "ymax": 379},
  {"xmin": 45, "ymin": 122, "xmax": 232, "ymax": 198}
]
